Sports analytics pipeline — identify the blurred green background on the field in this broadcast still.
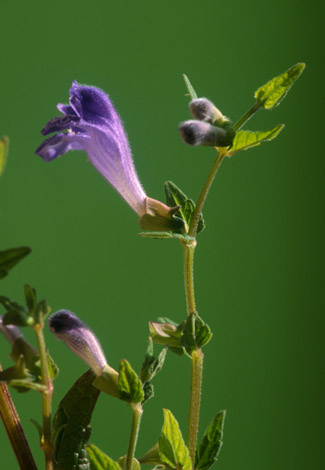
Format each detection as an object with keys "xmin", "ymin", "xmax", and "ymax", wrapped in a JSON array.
[{"xmin": 0, "ymin": 0, "xmax": 323, "ymax": 469}]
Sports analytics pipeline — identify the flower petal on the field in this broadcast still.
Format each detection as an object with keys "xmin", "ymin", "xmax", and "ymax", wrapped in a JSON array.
[
  {"xmin": 36, "ymin": 132, "xmax": 89, "ymax": 162},
  {"xmin": 69, "ymin": 82, "xmax": 115, "ymax": 125}
]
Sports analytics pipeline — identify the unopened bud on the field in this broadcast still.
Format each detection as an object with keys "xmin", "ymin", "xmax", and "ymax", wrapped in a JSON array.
[
  {"xmin": 0, "ymin": 315, "xmax": 24, "ymax": 344},
  {"xmin": 179, "ymin": 120, "xmax": 234, "ymax": 147},
  {"xmin": 189, "ymin": 98, "xmax": 224, "ymax": 123},
  {"xmin": 49, "ymin": 310, "xmax": 107, "ymax": 375}
]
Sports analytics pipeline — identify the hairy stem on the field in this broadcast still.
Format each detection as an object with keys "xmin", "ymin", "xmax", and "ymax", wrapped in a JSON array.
[
  {"xmin": 126, "ymin": 403, "xmax": 143, "ymax": 470},
  {"xmin": 34, "ymin": 324, "xmax": 53, "ymax": 470},
  {"xmin": 184, "ymin": 241, "xmax": 197, "ymax": 315},
  {"xmin": 187, "ymin": 349, "xmax": 203, "ymax": 465},
  {"xmin": 0, "ymin": 363, "xmax": 37, "ymax": 470}
]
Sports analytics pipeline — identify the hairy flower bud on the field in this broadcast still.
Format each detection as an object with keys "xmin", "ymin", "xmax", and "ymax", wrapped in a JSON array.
[
  {"xmin": 179, "ymin": 120, "xmax": 234, "ymax": 147},
  {"xmin": 189, "ymin": 98, "xmax": 224, "ymax": 123},
  {"xmin": 49, "ymin": 310, "xmax": 107, "ymax": 375}
]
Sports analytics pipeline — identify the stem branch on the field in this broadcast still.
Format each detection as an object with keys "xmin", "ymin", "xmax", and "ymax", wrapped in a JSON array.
[
  {"xmin": 34, "ymin": 323, "xmax": 53, "ymax": 470},
  {"xmin": 125, "ymin": 403, "xmax": 143, "ymax": 470}
]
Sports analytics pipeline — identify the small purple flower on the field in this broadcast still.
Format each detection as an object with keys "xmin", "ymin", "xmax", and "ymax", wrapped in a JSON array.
[
  {"xmin": 49, "ymin": 310, "xmax": 107, "ymax": 375},
  {"xmin": 36, "ymin": 82, "xmax": 147, "ymax": 216}
]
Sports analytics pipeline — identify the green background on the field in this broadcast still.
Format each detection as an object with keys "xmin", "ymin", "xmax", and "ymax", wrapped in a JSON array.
[{"xmin": 0, "ymin": 1, "xmax": 323, "ymax": 469}]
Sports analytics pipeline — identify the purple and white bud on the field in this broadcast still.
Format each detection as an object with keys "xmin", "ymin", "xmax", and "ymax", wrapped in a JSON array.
[
  {"xmin": 0, "ymin": 315, "xmax": 24, "ymax": 344},
  {"xmin": 48, "ymin": 310, "xmax": 107, "ymax": 375},
  {"xmin": 189, "ymin": 98, "xmax": 224, "ymax": 123},
  {"xmin": 179, "ymin": 120, "xmax": 234, "ymax": 147}
]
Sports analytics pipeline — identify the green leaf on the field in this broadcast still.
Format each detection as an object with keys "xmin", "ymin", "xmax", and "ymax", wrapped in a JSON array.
[
  {"xmin": 0, "ymin": 246, "xmax": 31, "ymax": 280},
  {"xmin": 52, "ymin": 370, "xmax": 100, "ymax": 470},
  {"xmin": 0, "ymin": 355, "xmax": 44, "ymax": 393},
  {"xmin": 24, "ymin": 285, "xmax": 37, "ymax": 314},
  {"xmin": 33, "ymin": 298, "xmax": 51, "ymax": 324},
  {"xmin": 149, "ymin": 321, "xmax": 184, "ymax": 355},
  {"xmin": 10, "ymin": 337, "xmax": 41, "ymax": 379},
  {"xmin": 182, "ymin": 313, "xmax": 212, "ymax": 355},
  {"xmin": 118, "ymin": 359, "xmax": 144, "ymax": 403},
  {"xmin": 183, "ymin": 74, "xmax": 198, "ymax": 100},
  {"xmin": 140, "ymin": 338, "xmax": 168, "ymax": 404},
  {"xmin": 195, "ymin": 411, "xmax": 226, "ymax": 470},
  {"xmin": 47, "ymin": 351, "xmax": 59, "ymax": 380},
  {"xmin": 164, "ymin": 181, "xmax": 205, "ymax": 234},
  {"xmin": 227, "ymin": 125, "xmax": 284, "ymax": 157},
  {"xmin": 254, "ymin": 63, "xmax": 305, "ymax": 110},
  {"xmin": 87, "ymin": 443, "xmax": 120, "ymax": 470},
  {"xmin": 140, "ymin": 338, "xmax": 167, "ymax": 383},
  {"xmin": 117, "ymin": 456, "xmax": 140, "ymax": 470},
  {"xmin": 159, "ymin": 409, "xmax": 192, "ymax": 470},
  {"xmin": 0, "ymin": 136, "xmax": 9, "ymax": 177}
]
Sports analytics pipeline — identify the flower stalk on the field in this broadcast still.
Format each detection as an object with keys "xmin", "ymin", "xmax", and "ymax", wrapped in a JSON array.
[
  {"xmin": 125, "ymin": 402, "xmax": 143, "ymax": 470},
  {"xmin": 34, "ymin": 323, "xmax": 53, "ymax": 470}
]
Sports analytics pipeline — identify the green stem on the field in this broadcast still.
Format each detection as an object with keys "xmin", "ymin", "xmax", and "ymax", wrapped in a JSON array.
[
  {"xmin": 183, "ymin": 241, "xmax": 197, "ymax": 315},
  {"xmin": 183, "ymin": 241, "xmax": 203, "ymax": 467},
  {"xmin": 125, "ymin": 403, "xmax": 143, "ymax": 470},
  {"xmin": 233, "ymin": 101, "xmax": 261, "ymax": 131},
  {"xmin": 187, "ymin": 349, "xmax": 203, "ymax": 465},
  {"xmin": 189, "ymin": 148, "xmax": 226, "ymax": 239},
  {"xmin": 0, "ymin": 363, "xmax": 37, "ymax": 470},
  {"xmin": 34, "ymin": 323, "xmax": 53, "ymax": 470}
]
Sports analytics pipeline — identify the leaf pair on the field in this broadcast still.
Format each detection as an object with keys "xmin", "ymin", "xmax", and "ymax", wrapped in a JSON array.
[
  {"xmin": 149, "ymin": 313, "xmax": 212, "ymax": 356},
  {"xmin": 139, "ymin": 408, "xmax": 226, "ymax": 470},
  {"xmin": 0, "ymin": 285, "xmax": 51, "ymax": 328},
  {"xmin": 139, "ymin": 181, "xmax": 204, "ymax": 240}
]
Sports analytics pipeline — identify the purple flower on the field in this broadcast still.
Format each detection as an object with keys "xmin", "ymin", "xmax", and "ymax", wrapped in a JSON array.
[
  {"xmin": 49, "ymin": 310, "xmax": 107, "ymax": 375},
  {"xmin": 36, "ymin": 82, "xmax": 147, "ymax": 216}
]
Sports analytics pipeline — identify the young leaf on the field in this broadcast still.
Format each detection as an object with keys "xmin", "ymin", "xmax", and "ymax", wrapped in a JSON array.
[
  {"xmin": 117, "ymin": 456, "xmax": 140, "ymax": 470},
  {"xmin": 0, "ymin": 247, "xmax": 31, "ymax": 280},
  {"xmin": 47, "ymin": 351, "xmax": 59, "ymax": 380},
  {"xmin": 0, "ymin": 355, "xmax": 44, "ymax": 393},
  {"xmin": 182, "ymin": 313, "xmax": 212, "ymax": 355},
  {"xmin": 159, "ymin": 409, "xmax": 192, "ymax": 470},
  {"xmin": 254, "ymin": 63, "xmax": 305, "ymax": 110},
  {"xmin": 183, "ymin": 74, "xmax": 198, "ymax": 100},
  {"xmin": 118, "ymin": 359, "xmax": 144, "ymax": 403},
  {"xmin": 195, "ymin": 410, "xmax": 226, "ymax": 470},
  {"xmin": 24, "ymin": 285, "xmax": 37, "ymax": 314},
  {"xmin": 227, "ymin": 124, "xmax": 284, "ymax": 157},
  {"xmin": 149, "ymin": 321, "xmax": 184, "ymax": 355},
  {"xmin": 52, "ymin": 370, "xmax": 100, "ymax": 470},
  {"xmin": 164, "ymin": 181, "xmax": 205, "ymax": 234},
  {"xmin": 140, "ymin": 338, "xmax": 167, "ymax": 383},
  {"xmin": 0, "ymin": 136, "xmax": 9, "ymax": 177},
  {"xmin": 87, "ymin": 443, "xmax": 120, "ymax": 470},
  {"xmin": 140, "ymin": 339, "xmax": 168, "ymax": 403}
]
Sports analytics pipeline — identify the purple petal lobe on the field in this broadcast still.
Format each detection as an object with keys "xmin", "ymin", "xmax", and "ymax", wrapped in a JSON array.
[
  {"xmin": 36, "ymin": 132, "xmax": 89, "ymax": 162},
  {"xmin": 69, "ymin": 83, "xmax": 115, "ymax": 125},
  {"xmin": 57, "ymin": 103, "xmax": 76, "ymax": 115}
]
